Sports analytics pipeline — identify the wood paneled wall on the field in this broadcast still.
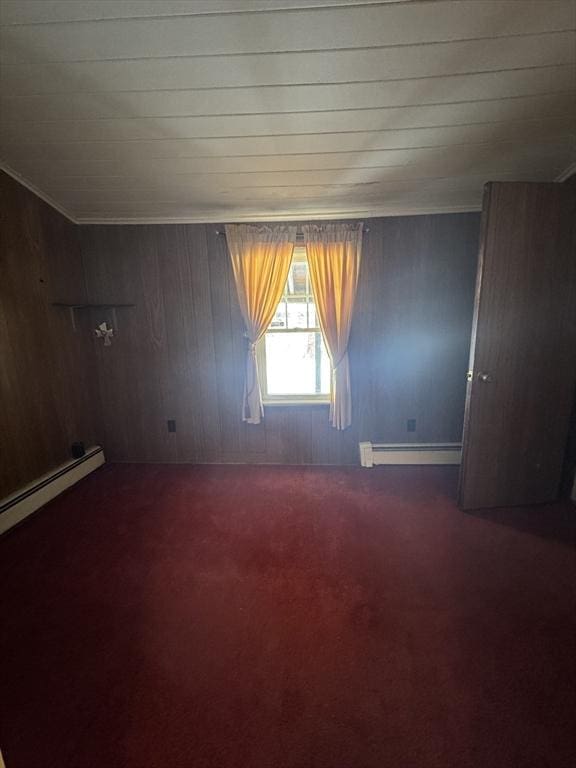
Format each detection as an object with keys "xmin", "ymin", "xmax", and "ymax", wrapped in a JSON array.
[
  {"xmin": 561, "ymin": 172, "xmax": 576, "ymax": 497},
  {"xmin": 81, "ymin": 213, "xmax": 480, "ymax": 465},
  {"xmin": 0, "ymin": 168, "xmax": 479, "ymax": 489},
  {"xmin": 0, "ymin": 172, "xmax": 99, "ymax": 498}
]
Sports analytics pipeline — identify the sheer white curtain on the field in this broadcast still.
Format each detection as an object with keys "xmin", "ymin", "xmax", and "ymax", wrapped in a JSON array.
[
  {"xmin": 302, "ymin": 223, "xmax": 363, "ymax": 430},
  {"xmin": 225, "ymin": 224, "xmax": 296, "ymax": 424}
]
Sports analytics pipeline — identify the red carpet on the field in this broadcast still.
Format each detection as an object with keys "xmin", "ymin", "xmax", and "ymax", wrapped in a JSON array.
[{"xmin": 0, "ymin": 464, "xmax": 574, "ymax": 768}]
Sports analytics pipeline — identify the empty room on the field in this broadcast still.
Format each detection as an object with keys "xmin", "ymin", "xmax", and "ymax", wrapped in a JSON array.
[{"xmin": 0, "ymin": 1, "xmax": 575, "ymax": 767}]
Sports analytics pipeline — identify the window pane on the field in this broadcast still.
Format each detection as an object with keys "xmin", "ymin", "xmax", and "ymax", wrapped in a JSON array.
[
  {"xmin": 287, "ymin": 260, "xmax": 307, "ymax": 296},
  {"xmin": 286, "ymin": 299, "xmax": 308, "ymax": 329},
  {"xmin": 308, "ymin": 300, "xmax": 317, "ymax": 328},
  {"xmin": 320, "ymin": 335, "xmax": 331, "ymax": 392},
  {"xmin": 265, "ymin": 332, "xmax": 330, "ymax": 395},
  {"xmin": 270, "ymin": 300, "xmax": 287, "ymax": 329}
]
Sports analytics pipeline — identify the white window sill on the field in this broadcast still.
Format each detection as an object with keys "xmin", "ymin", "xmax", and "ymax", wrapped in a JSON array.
[{"xmin": 263, "ymin": 399, "xmax": 330, "ymax": 407}]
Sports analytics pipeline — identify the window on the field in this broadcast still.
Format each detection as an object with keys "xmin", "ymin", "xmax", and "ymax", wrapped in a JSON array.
[{"xmin": 258, "ymin": 246, "xmax": 330, "ymax": 404}]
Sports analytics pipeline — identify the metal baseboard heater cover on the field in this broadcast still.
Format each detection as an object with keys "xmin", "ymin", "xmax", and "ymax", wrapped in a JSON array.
[
  {"xmin": 359, "ymin": 442, "xmax": 462, "ymax": 467},
  {"xmin": 0, "ymin": 446, "xmax": 104, "ymax": 536}
]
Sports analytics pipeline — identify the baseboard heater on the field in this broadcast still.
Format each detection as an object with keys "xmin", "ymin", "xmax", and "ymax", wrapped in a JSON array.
[
  {"xmin": 0, "ymin": 446, "xmax": 105, "ymax": 537},
  {"xmin": 359, "ymin": 442, "xmax": 462, "ymax": 468}
]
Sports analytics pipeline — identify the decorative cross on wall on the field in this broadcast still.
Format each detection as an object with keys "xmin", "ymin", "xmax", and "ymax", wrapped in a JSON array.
[{"xmin": 94, "ymin": 321, "xmax": 114, "ymax": 346}]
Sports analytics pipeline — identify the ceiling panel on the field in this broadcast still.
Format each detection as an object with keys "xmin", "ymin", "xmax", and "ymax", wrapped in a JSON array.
[
  {"xmin": 58, "ymin": 170, "xmax": 555, "ymax": 221},
  {"xmin": 42, "ymin": 142, "xmax": 570, "ymax": 193},
  {"xmin": 0, "ymin": 0, "xmax": 574, "ymax": 222},
  {"xmin": 2, "ymin": 93, "xmax": 572, "ymax": 144},
  {"xmin": 0, "ymin": 1, "xmax": 394, "ymax": 26},
  {"xmin": 5, "ymin": 117, "xmax": 573, "ymax": 164},
  {"xmin": 11, "ymin": 136, "xmax": 573, "ymax": 180},
  {"xmin": 2, "ymin": 2, "xmax": 572, "ymax": 64},
  {"xmin": 2, "ymin": 32, "xmax": 573, "ymax": 96},
  {"xmin": 2, "ymin": 65, "xmax": 573, "ymax": 121}
]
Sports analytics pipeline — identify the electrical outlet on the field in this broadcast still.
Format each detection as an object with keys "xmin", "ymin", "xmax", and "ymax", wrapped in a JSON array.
[
  {"xmin": 407, "ymin": 419, "xmax": 416, "ymax": 432},
  {"xmin": 167, "ymin": 420, "xmax": 176, "ymax": 433}
]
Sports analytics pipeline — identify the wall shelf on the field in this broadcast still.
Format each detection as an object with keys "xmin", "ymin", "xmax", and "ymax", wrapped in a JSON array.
[{"xmin": 52, "ymin": 303, "xmax": 135, "ymax": 331}]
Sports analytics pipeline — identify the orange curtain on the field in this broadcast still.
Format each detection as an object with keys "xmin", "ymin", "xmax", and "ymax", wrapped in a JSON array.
[
  {"xmin": 303, "ymin": 223, "xmax": 363, "ymax": 430},
  {"xmin": 225, "ymin": 224, "xmax": 296, "ymax": 424}
]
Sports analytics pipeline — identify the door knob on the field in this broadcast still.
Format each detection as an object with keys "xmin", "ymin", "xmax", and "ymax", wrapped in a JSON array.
[{"xmin": 477, "ymin": 372, "xmax": 493, "ymax": 383}]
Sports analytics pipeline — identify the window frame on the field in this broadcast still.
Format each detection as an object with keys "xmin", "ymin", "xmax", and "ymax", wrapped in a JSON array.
[{"xmin": 258, "ymin": 246, "xmax": 331, "ymax": 406}]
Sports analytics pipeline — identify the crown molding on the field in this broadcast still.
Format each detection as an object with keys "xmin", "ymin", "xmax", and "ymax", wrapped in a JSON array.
[
  {"xmin": 0, "ymin": 160, "xmax": 78, "ymax": 224},
  {"xmin": 555, "ymin": 159, "xmax": 576, "ymax": 183},
  {"xmin": 75, "ymin": 203, "xmax": 481, "ymax": 225},
  {"xmin": 0, "ymin": 161, "xmax": 483, "ymax": 225}
]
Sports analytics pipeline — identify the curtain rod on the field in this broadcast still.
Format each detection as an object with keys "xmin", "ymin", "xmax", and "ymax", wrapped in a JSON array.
[{"xmin": 215, "ymin": 225, "xmax": 369, "ymax": 237}]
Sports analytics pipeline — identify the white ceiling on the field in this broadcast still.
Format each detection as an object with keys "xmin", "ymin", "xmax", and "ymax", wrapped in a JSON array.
[{"xmin": 0, "ymin": 0, "xmax": 574, "ymax": 223}]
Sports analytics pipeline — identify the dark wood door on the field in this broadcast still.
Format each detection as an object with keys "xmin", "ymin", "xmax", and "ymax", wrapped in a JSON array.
[{"xmin": 458, "ymin": 182, "xmax": 576, "ymax": 510}]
